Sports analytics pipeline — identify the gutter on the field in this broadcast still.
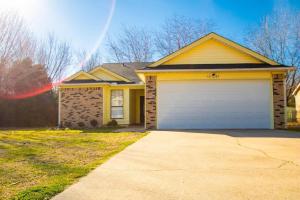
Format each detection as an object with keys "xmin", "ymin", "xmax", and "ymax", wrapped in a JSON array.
[
  {"xmin": 59, "ymin": 82, "xmax": 144, "ymax": 88},
  {"xmin": 136, "ymin": 67, "xmax": 295, "ymax": 73}
]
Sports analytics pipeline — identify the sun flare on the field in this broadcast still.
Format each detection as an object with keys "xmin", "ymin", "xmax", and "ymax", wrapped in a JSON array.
[{"xmin": 0, "ymin": 0, "xmax": 39, "ymax": 19}]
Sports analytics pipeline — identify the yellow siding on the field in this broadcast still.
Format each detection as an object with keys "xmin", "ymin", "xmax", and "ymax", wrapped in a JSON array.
[
  {"xmin": 295, "ymin": 93, "xmax": 300, "ymax": 122},
  {"xmin": 129, "ymin": 90, "xmax": 136, "ymax": 124},
  {"xmin": 144, "ymin": 71, "xmax": 272, "ymax": 81},
  {"xmin": 91, "ymin": 69, "xmax": 122, "ymax": 81},
  {"xmin": 135, "ymin": 89, "xmax": 144, "ymax": 124},
  {"xmin": 74, "ymin": 74, "xmax": 95, "ymax": 80},
  {"xmin": 163, "ymin": 39, "xmax": 262, "ymax": 65},
  {"xmin": 296, "ymin": 94, "xmax": 300, "ymax": 111}
]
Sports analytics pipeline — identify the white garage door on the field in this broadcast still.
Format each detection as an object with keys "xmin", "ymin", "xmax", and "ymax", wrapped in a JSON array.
[{"xmin": 157, "ymin": 80, "xmax": 271, "ymax": 129}]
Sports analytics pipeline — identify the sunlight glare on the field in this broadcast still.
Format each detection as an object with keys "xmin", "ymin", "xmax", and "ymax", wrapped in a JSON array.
[{"xmin": 0, "ymin": 0, "xmax": 40, "ymax": 20}]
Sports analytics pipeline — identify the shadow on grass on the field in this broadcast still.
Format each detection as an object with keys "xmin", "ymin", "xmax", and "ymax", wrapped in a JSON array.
[{"xmin": 0, "ymin": 127, "xmax": 119, "ymax": 133}]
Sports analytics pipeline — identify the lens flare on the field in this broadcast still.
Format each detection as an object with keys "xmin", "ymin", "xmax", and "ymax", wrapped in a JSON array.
[
  {"xmin": 0, "ymin": 82, "xmax": 58, "ymax": 100},
  {"xmin": 0, "ymin": 0, "xmax": 116, "ymax": 100}
]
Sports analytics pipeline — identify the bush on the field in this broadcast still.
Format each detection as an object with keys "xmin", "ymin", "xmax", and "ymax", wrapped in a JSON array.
[
  {"xmin": 63, "ymin": 121, "xmax": 72, "ymax": 128},
  {"xmin": 90, "ymin": 119, "xmax": 98, "ymax": 127},
  {"xmin": 77, "ymin": 122, "xmax": 85, "ymax": 127},
  {"xmin": 107, "ymin": 120, "xmax": 118, "ymax": 127}
]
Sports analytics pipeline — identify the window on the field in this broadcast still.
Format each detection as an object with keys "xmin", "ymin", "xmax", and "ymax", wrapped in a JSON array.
[{"xmin": 111, "ymin": 90, "xmax": 124, "ymax": 119}]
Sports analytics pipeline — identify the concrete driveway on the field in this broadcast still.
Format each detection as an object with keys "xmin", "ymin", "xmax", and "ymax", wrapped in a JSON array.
[{"xmin": 53, "ymin": 130, "xmax": 300, "ymax": 200}]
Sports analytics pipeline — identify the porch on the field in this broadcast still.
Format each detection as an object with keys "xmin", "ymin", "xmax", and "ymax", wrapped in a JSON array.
[
  {"xmin": 129, "ymin": 89, "xmax": 145, "ymax": 125},
  {"xmin": 102, "ymin": 87, "xmax": 145, "ymax": 126}
]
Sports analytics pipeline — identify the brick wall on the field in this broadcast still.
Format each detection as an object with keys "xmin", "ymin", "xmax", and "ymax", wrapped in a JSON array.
[
  {"xmin": 272, "ymin": 74, "xmax": 286, "ymax": 129},
  {"xmin": 60, "ymin": 87, "xmax": 103, "ymax": 128},
  {"xmin": 145, "ymin": 76, "xmax": 157, "ymax": 129}
]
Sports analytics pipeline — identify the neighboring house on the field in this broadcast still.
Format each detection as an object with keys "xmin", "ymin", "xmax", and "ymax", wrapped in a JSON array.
[
  {"xmin": 59, "ymin": 32, "xmax": 293, "ymax": 129},
  {"xmin": 292, "ymin": 84, "xmax": 300, "ymax": 123}
]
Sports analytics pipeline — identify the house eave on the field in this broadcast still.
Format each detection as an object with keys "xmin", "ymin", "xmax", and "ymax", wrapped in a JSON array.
[
  {"xmin": 59, "ymin": 82, "xmax": 144, "ymax": 88},
  {"xmin": 136, "ymin": 67, "xmax": 295, "ymax": 73}
]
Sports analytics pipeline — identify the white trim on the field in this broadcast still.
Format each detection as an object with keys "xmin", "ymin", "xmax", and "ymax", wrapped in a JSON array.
[
  {"xmin": 58, "ymin": 90, "xmax": 61, "ymax": 127},
  {"xmin": 110, "ymin": 84, "xmax": 144, "ymax": 86},
  {"xmin": 270, "ymin": 78, "xmax": 274, "ymax": 129},
  {"xmin": 284, "ymin": 76, "xmax": 287, "ymax": 128},
  {"xmin": 136, "ymin": 67, "xmax": 294, "ymax": 73},
  {"xmin": 59, "ymin": 83, "xmax": 109, "ymax": 87},
  {"xmin": 59, "ymin": 83, "xmax": 144, "ymax": 87},
  {"xmin": 144, "ymin": 84, "xmax": 147, "ymax": 129}
]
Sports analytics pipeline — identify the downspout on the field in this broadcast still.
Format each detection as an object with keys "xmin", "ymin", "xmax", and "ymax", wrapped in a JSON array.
[{"xmin": 58, "ymin": 89, "xmax": 61, "ymax": 128}]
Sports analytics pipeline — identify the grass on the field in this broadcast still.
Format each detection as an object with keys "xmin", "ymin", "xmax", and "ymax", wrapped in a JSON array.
[{"xmin": 0, "ymin": 128, "xmax": 147, "ymax": 200}]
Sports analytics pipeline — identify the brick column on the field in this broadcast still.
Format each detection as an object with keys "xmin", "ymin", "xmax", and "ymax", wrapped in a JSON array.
[
  {"xmin": 145, "ymin": 76, "xmax": 157, "ymax": 129},
  {"xmin": 60, "ymin": 87, "xmax": 103, "ymax": 128},
  {"xmin": 272, "ymin": 74, "xmax": 286, "ymax": 129}
]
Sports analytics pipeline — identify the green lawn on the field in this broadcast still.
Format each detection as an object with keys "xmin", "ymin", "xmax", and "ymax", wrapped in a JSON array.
[{"xmin": 0, "ymin": 128, "xmax": 147, "ymax": 200}]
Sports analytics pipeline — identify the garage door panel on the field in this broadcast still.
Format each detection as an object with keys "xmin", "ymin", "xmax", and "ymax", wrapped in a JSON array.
[{"xmin": 157, "ymin": 80, "xmax": 271, "ymax": 129}]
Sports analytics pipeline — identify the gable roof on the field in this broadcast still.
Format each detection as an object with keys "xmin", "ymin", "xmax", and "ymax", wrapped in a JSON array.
[
  {"xmin": 63, "ymin": 62, "xmax": 151, "ymax": 84},
  {"xmin": 64, "ymin": 71, "xmax": 100, "ymax": 82},
  {"xmin": 150, "ymin": 32, "xmax": 279, "ymax": 67},
  {"xmin": 89, "ymin": 66, "xmax": 132, "ymax": 82},
  {"xmin": 100, "ymin": 62, "xmax": 151, "ymax": 83}
]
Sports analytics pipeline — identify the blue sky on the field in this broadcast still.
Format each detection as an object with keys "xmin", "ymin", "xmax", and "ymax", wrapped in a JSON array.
[{"xmin": 2, "ymin": 0, "xmax": 300, "ymax": 61}]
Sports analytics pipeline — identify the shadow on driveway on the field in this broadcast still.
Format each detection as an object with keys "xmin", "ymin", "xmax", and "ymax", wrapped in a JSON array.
[{"xmin": 156, "ymin": 129, "xmax": 300, "ymax": 138}]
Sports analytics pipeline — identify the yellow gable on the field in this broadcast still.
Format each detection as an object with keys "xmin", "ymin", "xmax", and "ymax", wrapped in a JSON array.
[
  {"xmin": 91, "ymin": 69, "xmax": 120, "ymax": 81},
  {"xmin": 73, "ymin": 73, "xmax": 95, "ymax": 80},
  {"xmin": 65, "ymin": 67, "xmax": 131, "ymax": 82},
  {"xmin": 89, "ymin": 67, "xmax": 130, "ymax": 82},
  {"xmin": 162, "ymin": 38, "xmax": 262, "ymax": 65}
]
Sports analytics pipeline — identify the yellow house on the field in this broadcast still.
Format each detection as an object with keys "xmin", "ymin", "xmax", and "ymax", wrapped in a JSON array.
[
  {"xmin": 292, "ymin": 84, "xmax": 300, "ymax": 123},
  {"xmin": 59, "ymin": 32, "xmax": 293, "ymax": 129}
]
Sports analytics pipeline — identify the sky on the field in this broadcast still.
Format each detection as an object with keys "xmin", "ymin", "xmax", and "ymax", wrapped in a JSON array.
[{"xmin": 0, "ymin": 0, "xmax": 300, "ymax": 62}]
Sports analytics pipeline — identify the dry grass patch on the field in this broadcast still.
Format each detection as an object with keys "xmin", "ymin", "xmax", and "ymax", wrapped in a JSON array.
[{"xmin": 0, "ymin": 128, "xmax": 147, "ymax": 200}]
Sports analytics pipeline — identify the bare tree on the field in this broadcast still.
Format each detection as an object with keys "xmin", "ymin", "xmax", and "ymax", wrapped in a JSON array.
[
  {"xmin": 0, "ymin": 12, "xmax": 72, "ymax": 82},
  {"xmin": 0, "ymin": 12, "xmax": 36, "ymax": 65},
  {"xmin": 36, "ymin": 33, "xmax": 72, "ymax": 82},
  {"xmin": 155, "ymin": 15, "xmax": 216, "ymax": 57},
  {"xmin": 107, "ymin": 26, "xmax": 155, "ymax": 62},
  {"xmin": 245, "ymin": 8, "xmax": 300, "ymax": 103},
  {"xmin": 77, "ymin": 49, "xmax": 102, "ymax": 71}
]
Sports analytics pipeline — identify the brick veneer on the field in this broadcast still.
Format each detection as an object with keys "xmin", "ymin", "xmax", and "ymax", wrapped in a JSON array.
[
  {"xmin": 60, "ymin": 87, "xmax": 103, "ymax": 128},
  {"xmin": 272, "ymin": 74, "xmax": 286, "ymax": 129},
  {"xmin": 145, "ymin": 76, "xmax": 157, "ymax": 129}
]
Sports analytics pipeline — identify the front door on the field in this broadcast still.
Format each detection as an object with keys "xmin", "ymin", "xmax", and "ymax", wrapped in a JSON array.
[{"xmin": 140, "ymin": 96, "xmax": 145, "ymax": 124}]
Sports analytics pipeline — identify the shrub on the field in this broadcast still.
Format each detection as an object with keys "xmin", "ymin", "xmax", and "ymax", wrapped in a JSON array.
[
  {"xmin": 107, "ymin": 120, "xmax": 118, "ymax": 127},
  {"xmin": 63, "ymin": 121, "xmax": 72, "ymax": 128},
  {"xmin": 90, "ymin": 119, "xmax": 98, "ymax": 127},
  {"xmin": 77, "ymin": 122, "xmax": 85, "ymax": 127}
]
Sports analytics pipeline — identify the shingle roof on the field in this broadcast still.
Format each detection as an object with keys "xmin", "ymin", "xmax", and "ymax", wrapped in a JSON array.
[{"xmin": 101, "ymin": 62, "xmax": 152, "ymax": 83}]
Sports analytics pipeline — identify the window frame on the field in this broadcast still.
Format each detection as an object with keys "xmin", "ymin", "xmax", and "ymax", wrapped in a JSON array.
[{"xmin": 110, "ymin": 89, "xmax": 124, "ymax": 119}]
